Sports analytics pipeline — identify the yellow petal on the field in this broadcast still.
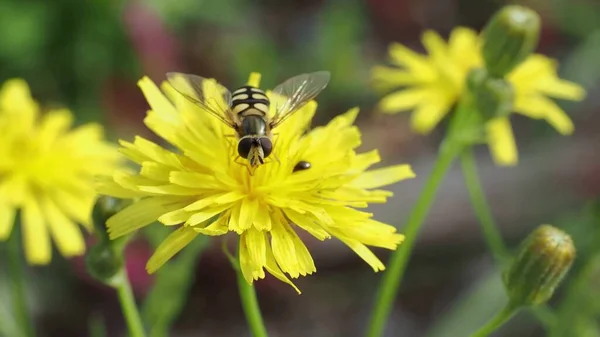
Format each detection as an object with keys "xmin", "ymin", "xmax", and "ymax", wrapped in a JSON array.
[
  {"xmin": 38, "ymin": 109, "xmax": 73, "ymax": 147},
  {"xmin": 194, "ymin": 215, "xmax": 228, "ymax": 236},
  {"xmin": 170, "ymin": 171, "xmax": 223, "ymax": 189},
  {"xmin": 50, "ymin": 189, "xmax": 96, "ymax": 228},
  {"xmin": 388, "ymin": 43, "xmax": 433, "ymax": 76},
  {"xmin": 410, "ymin": 97, "xmax": 452, "ymax": 134},
  {"xmin": 140, "ymin": 161, "xmax": 171, "ymax": 182},
  {"xmin": 377, "ymin": 89, "xmax": 428, "ymax": 113},
  {"xmin": 335, "ymin": 219, "xmax": 404, "ymax": 250},
  {"xmin": 253, "ymin": 202, "xmax": 272, "ymax": 231},
  {"xmin": 247, "ymin": 73, "xmax": 262, "ymax": 87},
  {"xmin": 22, "ymin": 197, "xmax": 51, "ymax": 264},
  {"xmin": 239, "ymin": 198, "xmax": 258, "ymax": 231},
  {"xmin": 0, "ymin": 174, "xmax": 27, "ymax": 205},
  {"xmin": 239, "ymin": 233, "xmax": 265, "ymax": 282},
  {"xmin": 185, "ymin": 204, "xmax": 230, "ymax": 227},
  {"xmin": 515, "ymin": 96, "xmax": 574, "ymax": 135},
  {"xmin": 486, "ymin": 118, "xmax": 518, "ymax": 166},
  {"xmin": 0, "ymin": 202, "xmax": 16, "ymax": 240},
  {"xmin": 0, "ymin": 79, "xmax": 39, "ymax": 132},
  {"xmin": 352, "ymin": 164, "xmax": 415, "ymax": 189},
  {"xmin": 263, "ymin": 241, "xmax": 301, "ymax": 294},
  {"xmin": 41, "ymin": 196, "xmax": 85, "ymax": 257},
  {"xmin": 422, "ymin": 30, "xmax": 448, "ymax": 59},
  {"xmin": 270, "ymin": 221, "xmax": 316, "ymax": 278},
  {"xmin": 371, "ymin": 66, "xmax": 420, "ymax": 92},
  {"xmin": 244, "ymin": 228, "xmax": 267, "ymax": 268},
  {"xmin": 158, "ymin": 207, "xmax": 193, "ymax": 225},
  {"xmin": 146, "ymin": 226, "xmax": 198, "ymax": 273},
  {"xmin": 538, "ymin": 78, "xmax": 586, "ymax": 101},
  {"xmin": 330, "ymin": 229, "xmax": 386, "ymax": 272},
  {"xmin": 137, "ymin": 184, "xmax": 201, "ymax": 196},
  {"xmin": 120, "ymin": 137, "xmax": 182, "ymax": 170},
  {"xmin": 448, "ymin": 27, "xmax": 481, "ymax": 63},
  {"xmin": 138, "ymin": 76, "xmax": 179, "ymax": 123},
  {"xmin": 96, "ymin": 179, "xmax": 142, "ymax": 199},
  {"xmin": 106, "ymin": 197, "xmax": 189, "ymax": 238},
  {"xmin": 283, "ymin": 209, "xmax": 330, "ymax": 240},
  {"xmin": 352, "ymin": 150, "xmax": 381, "ymax": 171}
]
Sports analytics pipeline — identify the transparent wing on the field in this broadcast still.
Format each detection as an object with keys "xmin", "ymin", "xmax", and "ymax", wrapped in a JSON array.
[
  {"xmin": 166, "ymin": 72, "xmax": 237, "ymax": 128},
  {"xmin": 270, "ymin": 71, "xmax": 330, "ymax": 128}
]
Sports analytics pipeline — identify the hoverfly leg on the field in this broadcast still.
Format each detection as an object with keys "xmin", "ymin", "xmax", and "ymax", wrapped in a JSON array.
[
  {"xmin": 233, "ymin": 155, "xmax": 255, "ymax": 176},
  {"xmin": 272, "ymin": 152, "xmax": 281, "ymax": 165},
  {"xmin": 233, "ymin": 155, "xmax": 246, "ymax": 166}
]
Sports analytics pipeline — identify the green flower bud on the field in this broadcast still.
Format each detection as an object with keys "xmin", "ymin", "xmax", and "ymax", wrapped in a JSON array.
[
  {"xmin": 92, "ymin": 196, "xmax": 132, "ymax": 239},
  {"xmin": 482, "ymin": 5, "xmax": 541, "ymax": 77},
  {"xmin": 85, "ymin": 243, "xmax": 124, "ymax": 286},
  {"xmin": 503, "ymin": 225, "xmax": 575, "ymax": 307},
  {"xmin": 467, "ymin": 68, "xmax": 514, "ymax": 120}
]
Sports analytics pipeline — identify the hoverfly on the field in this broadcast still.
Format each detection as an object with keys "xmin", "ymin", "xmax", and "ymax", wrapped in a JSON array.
[{"xmin": 166, "ymin": 71, "xmax": 330, "ymax": 169}]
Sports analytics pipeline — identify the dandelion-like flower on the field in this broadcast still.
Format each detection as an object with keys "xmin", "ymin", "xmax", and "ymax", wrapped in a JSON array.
[
  {"xmin": 101, "ymin": 73, "xmax": 415, "ymax": 292},
  {"xmin": 372, "ymin": 27, "xmax": 586, "ymax": 165},
  {"xmin": 0, "ymin": 79, "xmax": 120, "ymax": 264}
]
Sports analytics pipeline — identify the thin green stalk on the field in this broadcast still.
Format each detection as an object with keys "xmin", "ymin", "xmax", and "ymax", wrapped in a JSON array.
[
  {"xmin": 114, "ymin": 269, "xmax": 146, "ymax": 337},
  {"xmin": 470, "ymin": 303, "xmax": 519, "ymax": 337},
  {"xmin": 7, "ymin": 228, "xmax": 34, "ymax": 337},
  {"xmin": 366, "ymin": 139, "xmax": 463, "ymax": 337},
  {"xmin": 236, "ymin": 250, "xmax": 268, "ymax": 337},
  {"xmin": 460, "ymin": 147, "xmax": 510, "ymax": 262}
]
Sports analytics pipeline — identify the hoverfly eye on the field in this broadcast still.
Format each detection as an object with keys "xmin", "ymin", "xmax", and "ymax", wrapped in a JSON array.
[
  {"xmin": 237, "ymin": 137, "xmax": 253, "ymax": 159},
  {"xmin": 260, "ymin": 137, "xmax": 273, "ymax": 158}
]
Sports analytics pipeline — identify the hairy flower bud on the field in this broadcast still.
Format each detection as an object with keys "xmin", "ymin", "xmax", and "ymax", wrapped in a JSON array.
[
  {"xmin": 503, "ymin": 225, "xmax": 575, "ymax": 307},
  {"xmin": 467, "ymin": 68, "xmax": 514, "ymax": 120},
  {"xmin": 482, "ymin": 5, "xmax": 541, "ymax": 77}
]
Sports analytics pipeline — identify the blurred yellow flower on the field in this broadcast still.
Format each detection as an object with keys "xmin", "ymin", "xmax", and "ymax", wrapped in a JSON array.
[
  {"xmin": 101, "ymin": 73, "xmax": 415, "ymax": 293},
  {"xmin": 0, "ymin": 79, "xmax": 120, "ymax": 264},
  {"xmin": 372, "ymin": 27, "xmax": 586, "ymax": 165}
]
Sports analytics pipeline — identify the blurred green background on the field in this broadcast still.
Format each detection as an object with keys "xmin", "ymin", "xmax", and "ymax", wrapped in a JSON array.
[{"xmin": 0, "ymin": 0, "xmax": 599, "ymax": 336}]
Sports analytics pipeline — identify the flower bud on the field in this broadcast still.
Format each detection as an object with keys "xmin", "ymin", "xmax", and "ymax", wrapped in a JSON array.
[
  {"xmin": 467, "ymin": 68, "xmax": 514, "ymax": 120},
  {"xmin": 482, "ymin": 5, "xmax": 541, "ymax": 77},
  {"xmin": 85, "ymin": 243, "xmax": 124, "ymax": 286},
  {"xmin": 503, "ymin": 225, "xmax": 575, "ymax": 307},
  {"xmin": 92, "ymin": 196, "xmax": 132, "ymax": 238}
]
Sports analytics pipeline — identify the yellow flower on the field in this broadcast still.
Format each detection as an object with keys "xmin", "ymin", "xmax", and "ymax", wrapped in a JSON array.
[
  {"xmin": 0, "ymin": 79, "xmax": 120, "ymax": 264},
  {"xmin": 101, "ymin": 73, "xmax": 415, "ymax": 293},
  {"xmin": 372, "ymin": 27, "xmax": 586, "ymax": 166}
]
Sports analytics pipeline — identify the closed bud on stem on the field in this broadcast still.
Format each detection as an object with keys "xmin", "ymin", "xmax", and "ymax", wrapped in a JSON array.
[
  {"xmin": 503, "ymin": 225, "xmax": 575, "ymax": 307},
  {"xmin": 92, "ymin": 196, "xmax": 132, "ymax": 239},
  {"xmin": 482, "ymin": 5, "xmax": 541, "ymax": 77},
  {"xmin": 467, "ymin": 68, "xmax": 514, "ymax": 120},
  {"xmin": 85, "ymin": 243, "xmax": 124, "ymax": 286}
]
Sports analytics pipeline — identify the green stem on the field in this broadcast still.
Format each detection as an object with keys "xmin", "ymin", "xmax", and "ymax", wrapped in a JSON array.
[
  {"xmin": 366, "ymin": 139, "xmax": 463, "ymax": 337},
  {"xmin": 460, "ymin": 147, "xmax": 510, "ymax": 262},
  {"xmin": 114, "ymin": 269, "xmax": 146, "ymax": 337},
  {"xmin": 460, "ymin": 147, "xmax": 558, "ymax": 331},
  {"xmin": 470, "ymin": 303, "xmax": 519, "ymax": 337},
  {"xmin": 236, "ymin": 250, "xmax": 268, "ymax": 337},
  {"xmin": 7, "ymin": 228, "xmax": 35, "ymax": 337}
]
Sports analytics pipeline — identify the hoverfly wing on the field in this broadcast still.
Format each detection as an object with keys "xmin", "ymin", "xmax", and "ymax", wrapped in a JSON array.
[
  {"xmin": 269, "ymin": 71, "xmax": 330, "ymax": 128},
  {"xmin": 166, "ymin": 72, "xmax": 238, "ymax": 128}
]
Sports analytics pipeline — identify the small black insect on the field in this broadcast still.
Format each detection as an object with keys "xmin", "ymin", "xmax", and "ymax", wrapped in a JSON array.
[{"xmin": 293, "ymin": 160, "xmax": 311, "ymax": 173}]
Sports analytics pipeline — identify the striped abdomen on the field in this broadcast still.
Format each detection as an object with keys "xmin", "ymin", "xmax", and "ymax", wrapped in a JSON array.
[{"xmin": 231, "ymin": 86, "xmax": 270, "ymax": 117}]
